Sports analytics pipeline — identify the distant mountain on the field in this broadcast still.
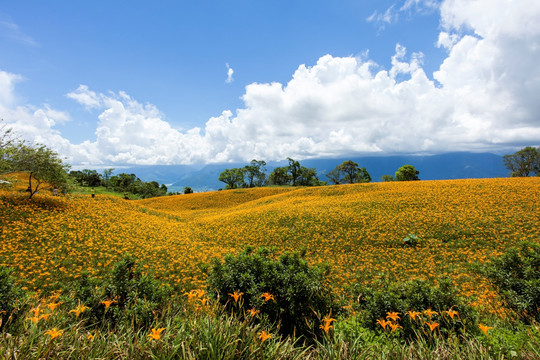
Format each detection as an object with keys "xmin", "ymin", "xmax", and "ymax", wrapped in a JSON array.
[{"xmin": 118, "ymin": 152, "xmax": 508, "ymax": 192}]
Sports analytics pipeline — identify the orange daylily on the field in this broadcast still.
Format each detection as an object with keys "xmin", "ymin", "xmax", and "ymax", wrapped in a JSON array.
[
  {"xmin": 444, "ymin": 308, "xmax": 459, "ymax": 320},
  {"xmin": 386, "ymin": 311, "xmax": 401, "ymax": 322},
  {"xmin": 425, "ymin": 321, "xmax": 440, "ymax": 332},
  {"xmin": 44, "ymin": 327, "xmax": 63, "ymax": 340},
  {"xmin": 101, "ymin": 299, "xmax": 117, "ymax": 309},
  {"xmin": 148, "ymin": 327, "xmax": 166, "ymax": 340},
  {"xmin": 407, "ymin": 310, "xmax": 421, "ymax": 321},
  {"xmin": 478, "ymin": 324, "xmax": 493, "ymax": 335},
  {"xmin": 260, "ymin": 292, "xmax": 275, "ymax": 302},
  {"xmin": 228, "ymin": 291, "xmax": 244, "ymax": 303},
  {"xmin": 424, "ymin": 309, "xmax": 438, "ymax": 318},
  {"xmin": 258, "ymin": 330, "xmax": 272, "ymax": 342}
]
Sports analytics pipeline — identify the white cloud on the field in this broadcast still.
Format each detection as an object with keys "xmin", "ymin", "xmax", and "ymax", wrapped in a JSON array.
[
  {"xmin": 1, "ymin": 0, "xmax": 540, "ymax": 166},
  {"xmin": 0, "ymin": 16, "xmax": 38, "ymax": 47},
  {"xmin": 225, "ymin": 63, "xmax": 234, "ymax": 83}
]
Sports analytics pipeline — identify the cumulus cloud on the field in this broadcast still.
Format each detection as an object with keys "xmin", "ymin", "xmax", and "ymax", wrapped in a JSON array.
[
  {"xmin": 225, "ymin": 63, "xmax": 234, "ymax": 83},
  {"xmin": 2, "ymin": 0, "xmax": 539, "ymax": 166}
]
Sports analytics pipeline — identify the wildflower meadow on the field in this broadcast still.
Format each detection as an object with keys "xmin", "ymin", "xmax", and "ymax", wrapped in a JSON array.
[{"xmin": 0, "ymin": 176, "xmax": 539, "ymax": 358}]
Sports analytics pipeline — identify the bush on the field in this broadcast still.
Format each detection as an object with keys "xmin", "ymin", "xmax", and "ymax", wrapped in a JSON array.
[
  {"xmin": 484, "ymin": 241, "xmax": 540, "ymax": 323},
  {"xmin": 350, "ymin": 277, "xmax": 477, "ymax": 341},
  {"xmin": 205, "ymin": 246, "xmax": 340, "ymax": 340},
  {"xmin": 0, "ymin": 266, "xmax": 28, "ymax": 332},
  {"xmin": 70, "ymin": 255, "xmax": 171, "ymax": 329}
]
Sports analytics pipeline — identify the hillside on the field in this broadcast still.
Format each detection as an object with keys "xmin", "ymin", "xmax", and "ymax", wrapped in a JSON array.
[{"xmin": 2, "ymin": 177, "xmax": 538, "ymax": 317}]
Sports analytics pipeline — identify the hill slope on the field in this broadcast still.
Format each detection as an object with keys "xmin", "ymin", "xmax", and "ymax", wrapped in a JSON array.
[{"xmin": 1, "ymin": 177, "xmax": 538, "ymax": 314}]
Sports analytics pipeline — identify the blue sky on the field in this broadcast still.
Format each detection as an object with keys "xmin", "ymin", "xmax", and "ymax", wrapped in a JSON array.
[{"xmin": 1, "ymin": 0, "xmax": 539, "ymax": 166}]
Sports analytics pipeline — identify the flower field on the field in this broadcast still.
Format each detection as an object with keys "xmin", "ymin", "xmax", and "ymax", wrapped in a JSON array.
[{"xmin": 1, "ymin": 177, "xmax": 539, "ymax": 315}]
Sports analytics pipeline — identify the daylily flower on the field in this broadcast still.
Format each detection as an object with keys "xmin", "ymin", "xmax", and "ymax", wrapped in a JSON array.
[
  {"xmin": 425, "ymin": 321, "xmax": 440, "ymax": 332},
  {"xmin": 228, "ymin": 291, "xmax": 244, "ymax": 303},
  {"xmin": 258, "ymin": 330, "xmax": 272, "ymax": 342},
  {"xmin": 148, "ymin": 327, "xmax": 165, "ymax": 340},
  {"xmin": 478, "ymin": 324, "xmax": 493, "ymax": 335},
  {"xmin": 260, "ymin": 292, "xmax": 275, "ymax": 302},
  {"xmin": 386, "ymin": 311, "xmax": 401, "ymax": 322},
  {"xmin": 44, "ymin": 327, "xmax": 63, "ymax": 340}
]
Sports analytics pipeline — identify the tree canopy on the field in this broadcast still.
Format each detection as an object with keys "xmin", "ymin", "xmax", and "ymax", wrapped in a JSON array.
[
  {"xmin": 395, "ymin": 165, "xmax": 420, "ymax": 181},
  {"xmin": 503, "ymin": 146, "xmax": 540, "ymax": 177},
  {"xmin": 326, "ymin": 160, "xmax": 371, "ymax": 184}
]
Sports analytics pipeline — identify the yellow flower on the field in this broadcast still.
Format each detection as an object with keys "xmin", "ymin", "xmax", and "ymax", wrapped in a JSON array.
[
  {"xmin": 386, "ymin": 311, "xmax": 401, "ymax": 322},
  {"xmin": 319, "ymin": 314, "xmax": 337, "ymax": 334},
  {"xmin": 478, "ymin": 324, "xmax": 493, "ymax": 335},
  {"xmin": 228, "ymin": 291, "xmax": 244, "ymax": 303},
  {"xmin": 44, "ymin": 327, "xmax": 63, "ymax": 340},
  {"xmin": 258, "ymin": 330, "xmax": 272, "ymax": 342},
  {"xmin": 425, "ymin": 321, "xmax": 440, "ymax": 332},
  {"xmin": 260, "ymin": 292, "xmax": 275, "ymax": 302},
  {"xmin": 148, "ymin": 327, "xmax": 166, "ymax": 340},
  {"xmin": 87, "ymin": 332, "xmax": 95, "ymax": 340}
]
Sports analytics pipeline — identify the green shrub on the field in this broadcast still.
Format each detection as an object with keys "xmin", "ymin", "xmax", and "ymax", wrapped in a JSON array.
[
  {"xmin": 0, "ymin": 266, "xmax": 28, "ymax": 332},
  {"xmin": 484, "ymin": 241, "xmax": 540, "ymax": 323},
  {"xmin": 70, "ymin": 254, "xmax": 171, "ymax": 329},
  {"xmin": 205, "ymin": 246, "xmax": 340, "ymax": 340},
  {"xmin": 350, "ymin": 277, "xmax": 477, "ymax": 341}
]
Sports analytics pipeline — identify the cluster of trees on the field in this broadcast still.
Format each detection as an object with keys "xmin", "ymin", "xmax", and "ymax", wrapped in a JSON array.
[
  {"xmin": 381, "ymin": 164, "xmax": 421, "ymax": 182},
  {"xmin": 503, "ymin": 146, "xmax": 540, "ymax": 177},
  {"xmin": 218, "ymin": 158, "xmax": 426, "ymax": 189},
  {"xmin": 218, "ymin": 158, "xmax": 324, "ymax": 189},
  {"xmin": 70, "ymin": 169, "xmax": 168, "ymax": 199},
  {"xmin": 218, "ymin": 160, "xmax": 268, "ymax": 189},
  {"xmin": 326, "ymin": 160, "xmax": 371, "ymax": 184}
]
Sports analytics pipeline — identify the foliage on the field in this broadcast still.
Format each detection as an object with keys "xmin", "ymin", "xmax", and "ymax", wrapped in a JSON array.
[
  {"xmin": 402, "ymin": 233, "xmax": 420, "ymax": 247},
  {"xmin": 218, "ymin": 168, "xmax": 246, "ymax": 189},
  {"xmin": 184, "ymin": 186, "xmax": 194, "ymax": 194},
  {"xmin": 503, "ymin": 146, "xmax": 540, "ymax": 177},
  {"xmin": 70, "ymin": 169, "xmax": 103, "ymax": 187},
  {"xmin": 205, "ymin": 247, "xmax": 340, "ymax": 339},
  {"xmin": 71, "ymin": 254, "xmax": 171, "ymax": 329},
  {"xmin": 326, "ymin": 160, "xmax": 371, "ymax": 184},
  {"xmin": 244, "ymin": 159, "xmax": 267, "ymax": 187},
  {"xmin": 395, "ymin": 164, "xmax": 420, "ymax": 181},
  {"xmin": 381, "ymin": 174, "xmax": 394, "ymax": 182},
  {"xmin": 10, "ymin": 144, "xmax": 70, "ymax": 199},
  {"xmin": 350, "ymin": 277, "xmax": 477, "ymax": 341},
  {"xmin": 0, "ymin": 266, "xmax": 28, "ymax": 332},
  {"xmin": 268, "ymin": 166, "xmax": 291, "ymax": 185},
  {"xmin": 483, "ymin": 241, "xmax": 540, "ymax": 323}
]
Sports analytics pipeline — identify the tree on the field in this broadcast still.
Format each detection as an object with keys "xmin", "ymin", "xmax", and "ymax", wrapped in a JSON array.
[
  {"xmin": 287, "ymin": 158, "xmax": 301, "ymax": 186},
  {"xmin": 327, "ymin": 160, "xmax": 371, "ymax": 184},
  {"xmin": 381, "ymin": 174, "xmax": 394, "ymax": 182},
  {"xmin": 218, "ymin": 168, "xmax": 245, "ymax": 189},
  {"xmin": 102, "ymin": 168, "xmax": 115, "ymax": 189},
  {"xmin": 244, "ymin": 159, "xmax": 267, "ymax": 187},
  {"xmin": 268, "ymin": 166, "xmax": 291, "ymax": 186},
  {"xmin": 11, "ymin": 144, "xmax": 70, "ymax": 199},
  {"xmin": 183, "ymin": 186, "xmax": 193, "ymax": 194},
  {"xmin": 296, "ymin": 166, "xmax": 320, "ymax": 186},
  {"xmin": 395, "ymin": 165, "xmax": 420, "ymax": 181},
  {"xmin": 503, "ymin": 146, "xmax": 540, "ymax": 177},
  {"xmin": 326, "ymin": 166, "xmax": 342, "ymax": 185}
]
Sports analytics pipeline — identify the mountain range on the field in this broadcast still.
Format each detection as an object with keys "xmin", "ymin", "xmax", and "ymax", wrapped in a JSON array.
[{"xmin": 116, "ymin": 152, "xmax": 508, "ymax": 192}]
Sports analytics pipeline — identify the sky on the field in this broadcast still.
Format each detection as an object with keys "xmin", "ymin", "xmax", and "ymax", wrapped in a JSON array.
[{"xmin": 1, "ymin": 0, "xmax": 539, "ymax": 167}]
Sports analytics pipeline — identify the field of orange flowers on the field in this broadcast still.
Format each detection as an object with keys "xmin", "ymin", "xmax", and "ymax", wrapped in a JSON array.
[{"xmin": 1, "ymin": 177, "xmax": 539, "ymax": 315}]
